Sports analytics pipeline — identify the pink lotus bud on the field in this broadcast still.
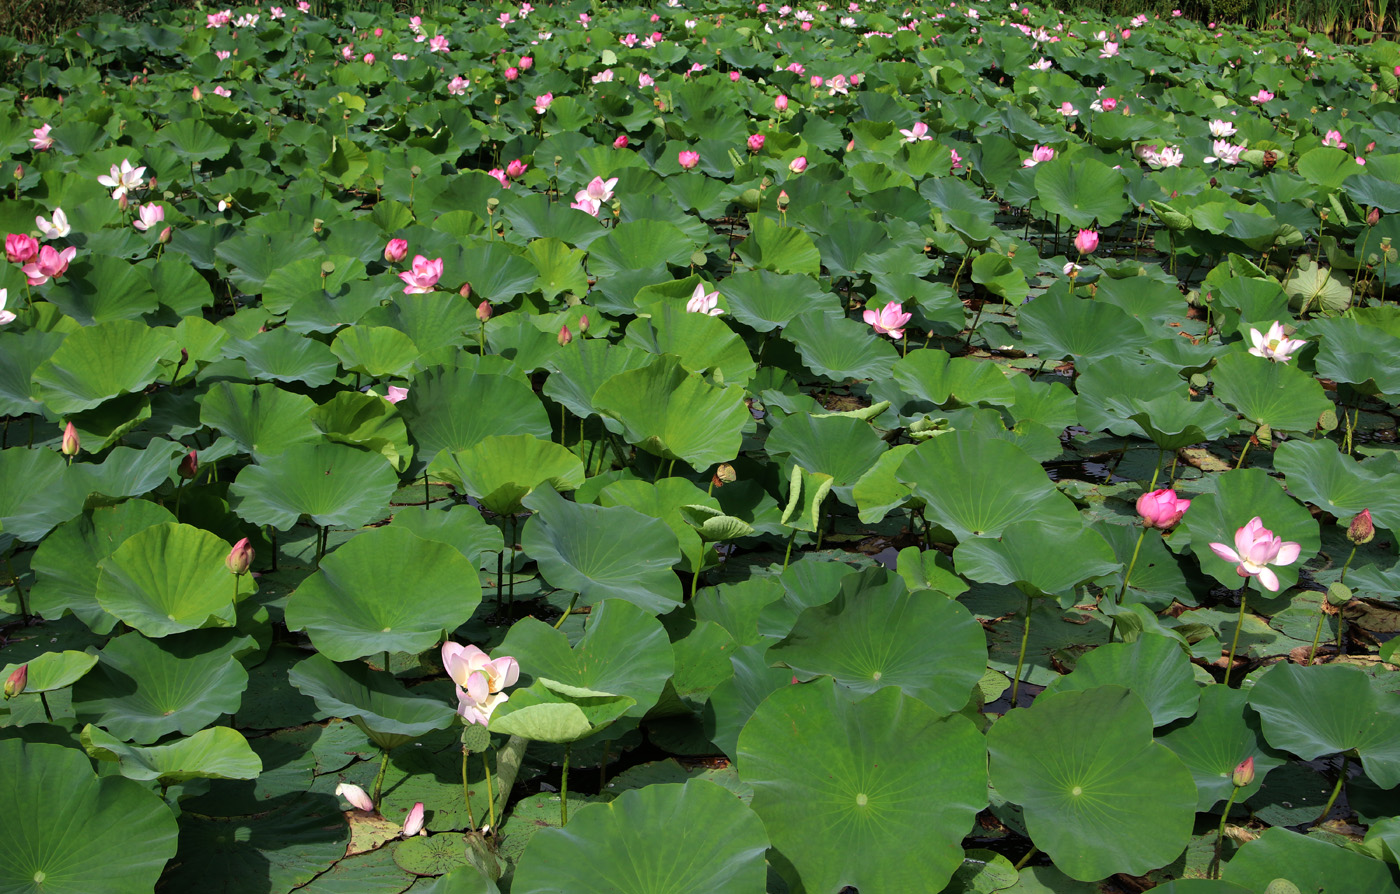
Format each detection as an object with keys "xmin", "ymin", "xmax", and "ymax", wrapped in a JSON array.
[
  {"xmin": 3, "ymin": 664, "xmax": 26, "ymax": 699},
  {"xmin": 1348, "ymin": 509, "xmax": 1374, "ymax": 545},
  {"xmin": 402, "ymin": 802, "xmax": 425, "ymax": 837},
  {"xmin": 13, "ymin": 164, "xmax": 22, "ymax": 180},
  {"xmin": 192, "ymin": 85, "xmax": 203, "ymax": 100},
  {"xmin": 748, "ymin": 134, "xmax": 765, "ymax": 152},
  {"xmin": 730, "ymin": 71, "xmax": 741, "ymax": 81},
  {"xmin": 775, "ymin": 94, "xmax": 789, "ymax": 111},
  {"xmin": 1368, "ymin": 207, "xmax": 1381, "ymax": 227},
  {"xmin": 505, "ymin": 67, "xmax": 519, "ymax": 81},
  {"xmin": 335, "ymin": 782, "xmax": 374, "ymax": 812},
  {"xmin": 505, "ymin": 159, "xmax": 528, "ymax": 178},
  {"xmin": 678, "ymin": 150, "xmax": 700, "ymax": 170},
  {"xmin": 6, "ymin": 233, "xmax": 39, "ymax": 264},
  {"xmin": 788, "ymin": 156, "xmax": 807, "ymax": 173},
  {"xmin": 159, "ymin": 226, "xmax": 172, "ymax": 244},
  {"xmin": 613, "ymin": 134, "xmax": 629, "ymax": 149},
  {"xmin": 178, "ymin": 450, "xmax": 199, "ymax": 480},
  {"xmin": 578, "ymin": 314, "xmax": 589, "ymax": 333},
  {"xmin": 61, "ymin": 421, "xmax": 80, "ymax": 456},
  {"xmin": 476, "ymin": 300, "xmax": 492, "ymax": 322},
  {"xmin": 558, "ymin": 324, "xmax": 573, "ymax": 346},
  {"xmin": 226, "ymin": 537, "xmax": 254, "ymax": 575},
  {"xmin": 1136, "ymin": 488, "xmax": 1190, "ymax": 529},
  {"xmin": 1074, "ymin": 229, "xmax": 1099, "ymax": 254},
  {"xmin": 1232, "ymin": 756, "xmax": 1255, "ymax": 788},
  {"xmin": 519, "ymin": 56, "xmax": 533, "ymax": 70},
  {"xmin": 383, "ymin": 239, "xmax": 409, "ymax": 263}
]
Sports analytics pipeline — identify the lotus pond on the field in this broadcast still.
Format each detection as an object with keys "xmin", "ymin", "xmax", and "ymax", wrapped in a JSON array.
[{"xmin": 1, "ymin": 0, "xmax": 1399, "ymax": 891}]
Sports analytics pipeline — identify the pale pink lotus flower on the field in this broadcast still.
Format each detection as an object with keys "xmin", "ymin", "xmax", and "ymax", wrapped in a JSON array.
[
  {"xmin": 505, "ymin": 159, "xmax": 528, "ymax": 179},
  {"xmin": 1058, "ymin": 101, "xmax": 1079, "ymax": 116},
  {"xmin": 6, "ymin": 233, "xmax": 38, "ymax": 264},
  {"xmin": 1022, "ymin": 145, "xmax": 1055, "ymax": 167},
  {"xmin": 98, "ymin": 159, "xmax": 146, "ymax": 201},
  {"xmin": 1322, "ymin": 130, "xmax": 1346, "ymax": 149},
  {"xmin": 787, "ymin": 62, "xmax": 805, "ymax": 74},
  {"xmin": 678, "ymin": 150, "xmax": 700, "ymax": 169},
  {"xmin": 21, "ymin": 244, "xmax": 75, "ymax": 285},
  {"xmin": 408, "ymin": 15, "xmax": 422, "ymax": 33},
  {"xmin": 613, "ymin": 134, "xmax": 629, "ymax": 149},
  {"xmin": 1100, "ymin": 41, "xmax": 1119, "ymax": 57},
  {"xmin": 213, "ymin": 86, "xmax": 232, "ymax": 98},
  {"xmin": 487, "ymin": 168, "xmax": 509, "ymax": 188},
  {"xmin": 621, "ymin": 33, "xmax": 638, "ymax": 47},
  {"xmin": 504, "ymin": 67, "xmax": 519, "ymax": 81},
  {"xmin": 1356, "ymin": 156, "xmax": 1367, "ymax": 166},
  {"xmin": 392, "ymin": 53, "xmax": 409, "ymax": 60},
  {"xmin": 533, "ymin": 92, "xmax": 553, "ymax": 114},
  {"xmin": 234, "ymin": 13, "xmax": 257, "ymax": 28},
  {"xmin": 131, "ymin": 203, "xmax": 164, "ymax": 232},
  {"xmin": 1172, "ymin": 8, "xmax": 1183, "ymax": 15},
  {"xmin": 402, "ymin": 802, "xmax": 425, "ymax": 837},
  {"xmin": 1249, "ymin": 88, "xmax": 1274, "ymax": 103},
  {"xmin": 498, "ymin": 12, "xmax": 513, "ymax": 24},
  {"xmin": 788, "ymin": 156, "xmax": 807, "ymax": 173},
  {"xmin": 335, "ymin": 783, "xmax": 374, "ymax": 812},
  {"xmin": 748, "ymin": 134, "xmax": 766, "ymax": 152},
  {"xmin": 1247, "ymin": 321, "xmax": 1306, "ymax": 363},
  {"xmin": 447, "ymin": 76, "xmax": 468, "ymax": 95},
  {"xmin": 1132, "ymin": 14, "xmax": 1147, "ymax": 26},
  {"xmin": 571, "ymin": 197, "xmax": 600, "ymax": 216},
  {"xmin": 0, "ymin": 289, "xmax": 13, "ymax": 326},
  {"xmin": 1209, "ymin": 517, "xmax": 1300, "ymax": 592},
  {"xmin": 520, "ymin": 55, "xmax": 532, "ymax": 69},
  {"xmin": 1209, "ymin": 119, "xmax": 1237, "ymax": 137},
  {"xmin": 384, "ymin": 238, "xmax": 408, "ymax": 262},
  {"xmin": 1205, "ymin": 141, "xmax": 1244, "ymax": 165},
  {"xmin": 864, "ymin": 301, "xmax": 911, "ymax": 339},
  {"xmin": 428, "ymin": 35, "xmax": 449, "ymax": 52},
  {"xmin": 297, "ymin": 1, "xmax": 309, "ymax": 11},
  {"xmin": 577, "ymin": 176, "xmax": 617, "ymax": 204},
  {"xmin": 1063, "ymin": 261, "xmax": 1083, "ymax": 276},
  {"xmin": 442, "ymin": 642, "xmax": 519, "ymax": 726},
  {"xmin": 686, "ymin": 283, "xmax": 722, "ymax": 315},
  {"xmin": 1137, "ymin": 488, "xmax": 1190, "ymax": 529},
  {"xmin": 591, "ymin": 69, "xmax": 614, "ymax": 84},
  {"xmin": 1074, "ymin": 229, "xmax": 1098, "ymax": 253},
  {"xmin": 900, "ymin": 121, "xmax": 932, "ymax": 142},
  {"xmin": 270, "ymin": 7, "xmax": 285, "ymax": 18},
  {"xmin": 827, "ymin": 74, "xmax": 850, "ymax": 95},
  {"xmin": 340, "ymin": 45, "xmax": 354, "ymax": 60},
  {"xmin": 398, "ymin": 255, "xmax": 443, "ymax": 294},
  {"xmin": 1029, "ymin": 58, "xmax": 1051, "ymax": 71},
  {"xmin": 385, "ymin": 386, "xmax": 409, "ymax": 404},
  {"xmin": 638, "ymin": 73, "xmax": 655, "ymax": 88},
  {"xmin": 36, "ymin": 208, "xmax": 70, "ymax": 239},
  {"xmin": 775, "ymin": 94, "xmax": 790, "ymax": 111},
  {"xmin": 30, "ymin": 124, "xmax": 53, "ymax": 151},
  {"xmin": 213, "ymin": 49, "xmax": 231, "ymax": 60}
]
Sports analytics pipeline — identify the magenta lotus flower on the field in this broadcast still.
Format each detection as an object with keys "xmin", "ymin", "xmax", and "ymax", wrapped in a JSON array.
[
  {"xmin": 686, "ymin": 283, "xmax": 722, "ymax": 315},
  {"xmin": 384, "ymin": 386, "xmax": 409, "ymax": 404},
  {"xmin": 1209, "ymin": 517, "xmax": 1300, "ymax": 592},
  {"xmin": 1136, "ymin": 488, "xmax": 1190, "ymax": 529},
  {"xmin": 98, "ymin": 158, "xmax": 146, "ymax": 201},
  {"xmin": 774, "ymin": 94, "xmax": 789, "ymax": 111},
  {"xmin": 428, "ymin": 35, "xmax": 449, "ymax": 52},
  {"xmin": 21, "ymin": 244, "xmax": 75, "ymax": 285},
  {"xmin": 533, "ymin": 92, "xmax": 553, "ymax": 115},
  {"xmin": 1022, "ymin": 145, "xmax": 1055, "ymax": 167},
  {"xmin": 487, "ymin": 168, "xmax": 509, "ymax": 188},
  {"xmin": 863, "ymin": 301, "xmax": 911, "ymax": 339},
  {"xmin": 1248, "ymin": 321, "xmax": 1306, "ymax": 363},
  {"xmin": 505, "ymin": 159, "xmax": 528, "ymax": 179},
  {"xmin": 1321, "ymin": 130, "xmax": 1346, "ymax": 149},
  {"xmin": 225, "ymin": 537, "xmax": 254, "ymax": 575},
  {"xmin": 504, "ymin": 66, "xmax": 519, "ymax": 81},
  {"xmin": 1074, "ymin": 229, "xmax": 1099, "ymax": 254},
  {"xmin": 899, "ymin": 121, "xmax": 932, "ymax": 142},
  {"xmin": 29, "ymin": 124, "xmax": 53, "ymax": 151},
  {"xmin": 132, "ymin": 203, "xmax": 163, "ymax": 232},
  {"xmin": 6, "ymin": 233, "xmax": 38, "ymax": 264},
  {"xmin": 1250, "ymin": 88, "xmax": 1274, "ymax": 103},
  {"xmin": 383, "ymin": 238, "xmax": 408, "ymax": 263},
  {"xmin": 748, "ymin": 133, "xmax": 766, "ymax": 152},
  {"xmin": 613, "ymin": 134, "xmax": 629, "ymax": 149},
  {"xmin": 335, "ymin": 782, "xmax": 374, "ymax": 812},
  {"xmin": 0, "ymin": 290, "xmax": 14, "ymax": 327},
  {"xmin": 36, "ymin": 208, "xmax": 69, "ymax": 239},
  {"xmin": 678, "ymin": 150, "xmax": 700, "ymax": 169},
  {"xmin": 399, "ymin": 255, "xmax": 443, "ymax": 294},
  {"xmin": 788, "ymin": 156, "xmax": 807, "ymax": 173}
]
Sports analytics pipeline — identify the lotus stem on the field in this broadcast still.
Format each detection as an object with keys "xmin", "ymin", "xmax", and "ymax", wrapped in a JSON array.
[
  {"xmin": 1013, "ymin": 846, "xmax": 1038, "ymax": 871},
  {"xmin": 554, "ymin": 592, "xmax": 579, "ymax": 629},
  {"xmin": 560, "ymin": 743, "xmax": 572, "ymax": 826},
  {"xmin": 1314, "ymin": 754, "xmax": 1348, "ymax": 826},
  {"xmin": 383, "ymin": 651, "xmax": 391, "ymax": 676},
  {"xmin": 5, "ymin": 555, "xmax": 29, "ymax": 621},
  {"xmin": 1307, "ymin": 606, "xmax": 1329, "ymax": 666},
  {"xmin": 462, "ymin": 745, "xmax": 476, "ymax": 830},
  {"xmin": 1010, "ymin": 596, "xmax": 1032, "ymax": 707},
  {"xmin": 1223, "ymin": 588, "xmax": 1248, "ymax": 687},
  {"xmin": 782, "ymin": 529, "xmax": 797, "ymax": 571},
  {"xmin": 38, "ymin": 690, "xmax": 53, "ymax": 723},
  {"xmin": 507, "ymin": 515, "xmax": 516, "ymax": 608},
  {"xmin": 1214, "ymin": 786, "xmax": 1241, "ymax": 878},
  {"xmin": 174, "ymin": 477, "xmax": 185, "ymax": 520},
  {"xmin": 1233, "ymin": 436, "xmax": 1251, "ymax": 470},
  {"xmin": 1111, "ymin": 526, "xmax": 1149, "ymax": 643},
  {"xmin": 666, "ymin": 458, "xmax": 676, "ymax": 479},
  {"xmin": 371, "ymin": 747, "xmax": 391, "ymax": 806},
  {"xmin": 424, "ymin": 472, "xmax": 430, "ymax": 507},
  {"xmin": 496, "ymin": 547, "xmax": 504, "ymax": 606},
  {"xmin": 484, "ymin": 751, "xmax": 496, "ymax": 830}
]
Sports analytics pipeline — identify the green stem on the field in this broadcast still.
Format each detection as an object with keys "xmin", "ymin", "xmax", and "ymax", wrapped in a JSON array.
[
  {"xmin": 1010, "ymin": 596, "xmax": 1033, "ymax": 707},
  {"xmin": 1233, "ymin": 436, "xmax": 1251, "ymax": 470},
  {"xmin": 484, "ymin": 751, "xmax": 496, "ymax": 830},
  {"xmin": 782, "ymin": 529, "xmax": 797, "ymax": 571},
  {"xmin": 666, "ymin": 458, "xmax": 676, "ymax": 479},
  {"xmin": 1314, "ymin": 754, "xmax": 1348, "ymax": 826},
  {"xmin": 462, "ymin": 745, "xmax": 476, "ymax": 830},
  {"xmin": 384, "ymin": 651, "xmax": 391, "ymax": 676},
  {"xmin": 174, "ymin": 477, "xmax": 185, "ymax": 521},
  {"xmin": 554, "ymin": 592, "xmax": 579, "ymax": 629},
  {"xmin": 560, "ymin": 743, "xmax": 572, "ymax": 826},
  {"xmin": 1214, "ymin": 786, "xmax": 1241, "ymax": 879},
  {"xmin": 424, "ymin": 472, "xmax": 430, "ymax": 507},
  {"xmin": 5, "ymin": 555, "xmax": 30, "ymax": 621},
  {"xmin": 1223, "ymin": 588, "xmax": 1248, "ymax": 687},
  {"xmin": 1307, "ymin": 607, "xmax": 1329, "ymax": 666},
  {"xmin": 1111, "ymin": 526, "xmax": 1149, "ymax": 643},
  {"xmin": 1013, "ymin": 846, "xmax": 1038, "ymax": 871},
  {"xmin": 38, "ymin": 690, "xmax": 53, "ymax": 723},
  {"xmin": 372, "ymin": 747, "xmax": 391, "ymax": 807}
]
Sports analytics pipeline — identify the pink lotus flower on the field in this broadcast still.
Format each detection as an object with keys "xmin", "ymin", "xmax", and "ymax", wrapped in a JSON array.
[
  {"xmin": 504, "ymin": 67, "xmax": 518, "ymax": 81},
  {"xmin": 428, "ymin": 35, "xmax": 449, "ymax": 52},
  {"xmin": 335, "ymin": 783, "xmax": 374, "ymax": 812},
  {"xmin": 97, "ymin": 158, "xmax": 146, "ymax": 201},
  {"xmin": 1058, "ymin": 101, "xmax": 1079, "ymax": 116},
  {"xmin": 21, "ymin": 244, "xmax": 75, "ymax": 285},
  {"xmin": 1247, "ymin": 321, "xmax": 1306, "ymax": 363},
  {"xmin": 810, "ymin": 75, "xmax": 824, "ymax": 88},
  {"xmin": 297, "ymin": 1, "xmax": 309, "ymax": 11},
  {"xmin": 384, "ymin": 238, "xmax": 408, "ymax": 263},
  {"xmin": 225, "ymin": 537, "xmax": 254, "ymax": 575},
  {"xmin": 447, "ymin": 76, "xmax": 468, "ymax": 95},
  {"xmin": 613, "ymin": 134, "xmax": 629, "ymax": 149},
  {"xmin": 6, "ymin": 234, "xmax": 38, "ymax": 264},
  {"xmin": 1209, "ymin": 517, "xmax": 1300, "ymax": 592},
  {"xmin": 1136, "ymin": 488, "xmax": 1190, "ymax": 529},
  {"xmin": 1250, "ymin": 88, "xmax": 1274, "ymax": 103},
  {"xmin": 638, "ymin": 73, "xmax": 654, "ymax": 88},
  {"xmin": 487, "ymin": 168, "xmax": 509, "ymax": 188},
  {"xmin": 213, "ymin": 86, "xmax": 232, "ymax": 98},
  {"xmin": 520, "ymin": 56, "xmax": 532, "ymax": 70},
  {"xmin": 899, "ymin": 121, "xmax": 932, "ymax": 142},
  {"xmin": 621, "ymin": 33, "xmax": 638, "ymax": 47},
  {"xmin": 678, "ymin": 150, "xmax": 700, "ymax": 169},
  {"xmin": 402, "ymin": 802, "xmax": 425, "ymax": 837},
  {"xmin": 577, "ymin": 176, "xmax": 617, "ymax": 204},
  {"xmin": 1100, "ymin": 41, "xmax": 1119, "ymax": 58},
  {"xmin": 686, "ymin": 283, "xmax": 722, "ymax": 315},
  {"xmin": 505, "ymin": 159, "xmax": 528, "ymax": 179},
  {"xmin": 399, "ymin": 255, "xmax": 443, "ymax": 294},
  {"xmin": 37, "ymin": 208, "xmax": 70, "ymax": 239},
  {"xmin": 533, "ymin": 92, "xmax": 553, "ymax": 114},
  {"xmin": 340, "ymin": 45, "xmax": 354, "ymax": 60},
  {"xmin": 863, "ymin": 301, "xmax": 911, "ymax": 339},
  {"xmin": 1022, "ymin": 144, "xmax": 1055, "ymax": 167},
  {"xmin": 950, "ymin": 149, "xmax": 964, "ymax": 170},
  {"xmin": 1074, "ymin": 229, "xmax": 1099, "ymax": 254},
  {"xmin": 730, "ymin": 71, "xmax": 742, "ymax": 81},
  {"xmin": 217, "ymin": 50, "xmax": 232, "ymax": 60},
  {"xmin": 788, "ymin": 156, "xmax": 807, "ymax": 173},
  {"xmin": 0, "ymin": 289, "xmax": 14, "ymax": 327},
  {"xmin": 132, "ymin": 203, "xmax": 163, "ymax": 232},
  {"xmin": 748, "ymin": 134, "xmax": 766, "ymax": 152},
  {"xmin": 442, "ymin": 642, "xmax": 520, "ymax": 726},
  {"xmin": 29, "ymin": 124, "xmax": 53, "ymax": 151},
  {"xmin": 1205, "ymin": 141, "xmax": 1244, "ymax": 165},
  {"xmin": 775, "ymin": 94, "xmax": 789, "ymax": 111},
  {"xmin": 571, "ymin": 197, "xmax": 600, "ymax": 216},
  {"xmin": 1321, "ymin": 130, "xmax": 1346, "ymax": 149},
  {"xmin": 270, "ymin": 7, "xmax": 285, "ymax": 18},
  {"xmin": 362, "ymin": 53, "xmax": 374, "ymax": 64}
]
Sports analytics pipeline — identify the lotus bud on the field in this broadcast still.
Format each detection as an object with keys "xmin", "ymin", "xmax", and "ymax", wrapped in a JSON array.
[
  {"xmin": 158, "ymin": 226, "xmax": 172, "ymax": 244},
  {"xmin": 476, "ymin": 300, "xmax": 492, "ymax": 322},
  {"xmin": 558, "ymin": 324, "xmax": 573, "ymax": 346},
  {"xmin": 613, "ymin": 134, "xmax": 629, "ymax": 149},
  {"xmin": 1368, "ymin": 207, "xmax": 1381, "ymax": 226},
  {"xmin": 226, "ymin": 537, "xmax": 254, "ymax": 576},
  {"xmin": 1136, "ymin": 488, "xmax": 1190, "ymax": 529},
  {"xmin": 3, "ymin": 664, "xmax": 26, "ymax": 699},
  {"xmin": 118, "ymin": 193, "xmax": 129, "ymax": 211},
  {"xmin": 1232, "ymin": 756, "xmax": 1255, "ymax": 788},
  {"xmin": 192, "ymin": 85, "xmax": 203, "ymax": 100},
  {"xmin": 383, "ymin": 238, "xmax": 408, "ymax": 263},
  {"xmin": 178, "ymin": 450, "xmax": 199, "ymax": 480},
  {"xmin": 578, "ymin": 314, "xmax": 589, "ymax": 333},
  {"xmin": 458, "ymin": 282, "xmax": 472, "ymax": 299},
  {"xmin": 61, "ymin": 422, "xmax": 80, "ymax": 456},
  {"xmin": 402, "ymin": 802, "xmax": 425, "ymax": 837},
  {"xmin": 1074, "ymin": 229, "xmax": 1099, "ymax": 254},
  {"xmin": 335, "ymin": 782, "xmax": 374, "ymax": 812},
  {"xmin": 13, "ymin": 164, "xmax": 22, "ymax": 181},
  {"xmin": 180, "ymin": 348, "xmax": 189, "ymax": 364},
  {"xmin": 1347, "ymin": 509, "xmax": 1374, "ymax": 545}
]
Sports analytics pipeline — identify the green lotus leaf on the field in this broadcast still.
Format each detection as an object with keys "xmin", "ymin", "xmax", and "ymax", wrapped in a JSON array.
[
  {"xmin": 597, "ymin": 478, "xmax": 717, "ymax": 574},
  {"xmin": 389, "ymin": 504, "xmax": 503, "ymax": 571},
  {"xmin": 1181, "ymin": 468, "xmax": 1319, "ymax": 595},
  {"xmin": 0, "ymin": 446, "xmax": 90, "ymax": 543},
  {"xmin": 429, "ymin": 434, "xmax": 584, "ymax": 516},
  {"xmin": 1034, "ymin": 156, "xmax": 1130, "ymax": 229},
  {"xmin": 497, "ymin": 599, "xmax": 673, "ymax": 719},
  {"xmin": 44, "ymin": 256, "xmax": 159, "ymax": 325},
  {"xmin": 400, "ymin": 366, "xmax": 550, "ymax": 472},
  {"xmin": 1019, "ymin": 286, "xmax": 1153, "ymax": 362},
  {"xmin": 0, "ymin": 650, "xmax": 97, "ymax": 693},
  {"xmin": 1127, "ymin": 394, "xmax": 1235, "ymax": 450},
  {"xmin": 1075, "ymin": 355, "xmax": 1185, "ymax": 438},
  {"xmin": 624, "ymin": 303, "xmax": 756, "ymax": 388},
  {"xmin": 1212, "ymin": 352, "xmax": 1332, "ymax": 432},
  {"xmin": 285, "ymin": 526, "xmax": 481, "ymax": 662},
  {"xmin": 310, "ymin": 390, "xmax": 413, "ymax": 471},
  {"xmin": 1297, "ymin": 147, "xmax": 1359, "ymax": 191},
  {"xmin": 1223, "ymin": 827, "xmax": 1400, "ymax": 894},
  {"xmin": 29, "ymin": 501, "xmax": 175, "ymax": 633},
  {"xmin": 1284, "ymin": 256, "xmax": 1352, "ymax": 314},
  {"xmin": 457, "ymin": 240, "xmax": 541, "ymax": 302},
  {"xmin": 198, "ymin": 381, "xmax": 322, "ymax": 457},
  {"xmin": 488, "ymin": 679, "xmax": 635, "ymax": 742},
  {"xmin": 1158, "ymin": 684, "xmax": 1286, "ymax": 811},
  {"xmin": 679, "ymin": 505, "xmax": 755, "ymax": 542},
  {"xmin": 972, "ymin": 251, "xmax": 1030, "ymax": 304},
  {"xmin": 0, "ymin": 329, "xmax": 62, "ymax": 417},
  {"xmin": 230, "ymin": 441, "xmax": 399, "ymax": 531},
  {"xmin": 733, "ymin": 213, "xmax": 821, "ymax": 275},
  {"xmin": 852, "ymin": 443, "xmax": 920, "ymax": 524},
  {"xmin": 72, "ymin": 631, "xmax": 249, "ymax": 743},
  {"xmin": 287, "ymin": 653, "xmax": 456, "ymax": 751},
  {"xmin": 1041, "ymin": 633, "xmax": 1199, "ymax": 726},
  {"xmin": 897, "ymin": 432, "xmax": 1082, "ymax": 540},
  {"xmin": 768, "ymin": 567, "xmax": 985, "ymax": 715},
  {"xmin": 524, "ymin": 237, "xmax": 590, "ymax": 301},
  {"xmin": 1274, "ymin": 439, "xmax": 1400, "ymax": 532},
  {"xmin": 705, "ymin": 641, "xmax": 792, "ymax": 760},
  {"xmin": 330, "ymin": 325, "xmax": 422, "ymax": 379},
  {"xmin": 766, "ymin": 413, "xmax": 886, "ymax": 506},
  {"xmin": 31, "ymin": 319, "xmax": 177, "ymax": 415},
  {"xmin": 512, "ymin": 781, "xmax": 767, "ymax": 894},
  {"xmin": 231, "ymin": 326, "xmax": 340, "ymax": 387},
  {"xmin": 0, "ymin": 740, "xmax": 178, "ymax": 894},
  {"xmin": 94, "ymin": 522, "xmax": 243, "ymax": 637},
  {"xmin": 1310, "ymin": 317, "xmax": 1400, "ymax": 395},
  {"xmin": 520, "ymin": 485, "xmax": 682, "ymax": 614},
  {"xmin": 593, "ymin": 354, "xmax": 749, "ymax": 469},
  {"xmin": 587, "ymin": 220, "xmax": 696, "ymax": 276},
  {"xmin": 988, "ymin": 686, "xmax": 1197, "ymax": 881},
  {"xmin": 541, "ymin": 339, "xmax": 651, "ymax": 419},
  {"xmin": 954, "ymin": 519, "xmax": 1120, "ymax": 598},
  {"xmin": 359, "ymin": 292, "xmax": 475, "ymax": 362},
  {"xmin": 1248, "ymin": 662, "xmax": 1400, "ymax": 789},
  {"xmin": 720, "ymin": 269, "xmax": 841, "ymax": 333},
  {"xmin": 738, "ymin": 678, "xmax": 986, "ymax": 893},
  {"xmin": 82, "ymin": 724, "xmax": 262, "ymax": 784},
  {"xmin": 782, "ymin": 310, "xmax": 900, "ymax": 383},
  {"xmin": 921, "ymin": 175, "xmax": 997, "ymax": 245},
  {"xmin": 780, "ymin": 465, "xmax": 833, "ymax": 533},
  {"xmin": 873, "ymin": 348, "xmax": 1016, "ymax": 418}
]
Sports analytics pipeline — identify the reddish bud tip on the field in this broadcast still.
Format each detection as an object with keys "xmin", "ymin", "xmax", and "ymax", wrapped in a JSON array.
[
  {"xmin": 1347, "ymin": 509, "xmax": 1374, "ymax": 545},
  {"xmin": 3, "ymin": 664, "xmax": 27, "ymax": 699},
  {"xmin": 1232, "ymin": 755, "xmax": 1255, "ymax": 788},
  {"xmin": 226, "ymin": 537, "xmax": 254, "ymax": 576}
]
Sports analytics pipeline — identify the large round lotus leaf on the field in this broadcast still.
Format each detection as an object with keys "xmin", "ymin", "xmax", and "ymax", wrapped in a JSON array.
[
  {"xmin": 782, "ymin": 310, "xmax": 900, "ymax": 383},
  {"xmin": 330, "ymin": 325, "xmax": 422, "ymax": 378},
  {"xmin": 82, "ymin": 724, "xmax": 262, "ymax": 784},
  {"xmin": 1019, "ymin": 286, "xmax": 1153, "ymax": 362},
  {"xmin": 359, "ymin": 292, "xmax": 475, "ymax": 361},
  {"xmin": 733, "ymin": 213, "xmax": 821, "ymax": 275},
  {"xmin": 1248, "ymin": 662, "xmax": 1400, "ymax": 789},
  {"xmin": 1034, "ymin": 155, "xmax": 1131, "ymax": 229},
  {"xmin": 1040, "ymin": 633, "xmax": 1199, "ymax": 727},
  {"xmin": 738, "ymin": 678, "xmax": 986, "ymax": 893},
  {"xmin": 1158, "ymin": 685, "xmax": 1286, "ymax": 811},
  {"xmin": 44, "ymin": 255, "xmax": 158, "ymax": 324},
  {"xmin": 287, "ymin": 653, "xmax": 455, "ymax": 751},
  {"xmin": 94, "ymin": 522, "xmax": 243, "ymax": 637},
  {"xmin": 285, "ymin": 526, "xmax": 480, "ymax": 662},
  {"xmin": 0, "ymin": 328, "xmax": 62, "ymax": 416},
  {"xmin": 72, "ymin": 631, "xmax": 249, "ymax": 744},
  {"xmin": 429, "ymin": 434, "xmax": 584, "ymax": 516},
  {"xmin": 766, "ymin": 413, "xmax": 886, "ymax": 505},
  {"xmin": 1222, "ymin": 827, "xmax": 1400, "ymax": 894},
  {"xmin": 593, "ymin": 354, "xmax": 749, "ymax": 469},
  {"xmin": 488, "ymin": 679, "xmax": 635, "ymax": 742},
  {"xmin": 0, "ymin": 446, "xmax": 89, "ymax": 543},
  {"xmin": 29, "ymin": 501, "xmax": 174, "ymax": 633},
  {"xmin": 872, "ymin": 348, "xmax": 1016, "ymax": 419},
  {"xmin": 584, "ymin": 219, "xmax": 697, "ymax": 276},
  {"xmin": 0, "ymin": 650, "xmax": 97, "ymax": 693},
  {"xmin": 390, "ymin": 504, "xmax": 503, "ymax": 571},
  {"xmin": 898, "ymin": 432, "xmax": 1082, "ymax": 540},
  {"xmin": 1180, "ymin": 468, "xmax": 1319, "ymax": 595},
  {"xmin": 920, "ymin": 176, "xmax": 997, "ymax": 245},
  {"xmin": 230, "ymin": 441, "xmax": 399, "ymax": 531},
  {"xmin": 77, "ymin": 443, "xmax": 186, "ymax": 501},
  {"xmin": 1075, "ymin": 355, "xmax": 1184, "ymax": 438},
  {"xmin": 597, "ymin": 478, "xmax": 718, "ymax": 574},
  {"xmin": 400, "ymin": 366, "xmax": 550, "ymax": 471},
  {"xmin": 512, "ymin": 781, "xmax": 769, "ymax": 894},
  {"xmin": 768, "ymin": 568, "xmax": 985, "ymax": 715},
  {"xmin": 541, "ymin": 339, "xmax": 651, "ymax": 419},
  {"xmin": 520, "ymin": 485, "xmax": 682, "ymax": 614},
  {"xmin": 1274, "ymin": 439, "xmax": 1400, "ymax": 532},
  {"xmin": 1211, "ymin": 352, "xmax": 1333, "ymax": 432},
  {"xmin": 198, "ymin": 381, "xmax": 322, "ymax": 457},
  {"xmin": 1310, "ymin": 317, "xmax": 1400, "ymax": 395},
  {"xmin": 30, "ymin": 318, "xmax": 178, "ymax": 414},
  {"xmin": 310, "ymin": 390, "xmax": 413, "ymax": 471},
  {"xmin": 987, "ymin": 686, "xmax": 1196, "ymax": 882},
  {"xmin": 954, "ymin": 519, "xmax": 1120, "ymax": 597},
  {"xmin": 230, "ymin": 327, "xmax": 340, "ymax": 387},
  {"xmin": 851, "ymin": 443, "xmax": 919, "ymax": 523},
  {"xmin": 623, "ymin": 304, "xmax": 757, "ymax": 388},
  {"xmin": 0, "ymin": 739, "xmax": 178, "ymax": 894},
  {"xmin": 1126, "ymin": 394, "xmax": 1235, "ymax": 451},
  {"xmin": 497, "ymin": 599, "xmax": 674, "ymax": 719},
  {"xmin": 720, "ymin": 269, "xmax": 840, "ymax": 333}
]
